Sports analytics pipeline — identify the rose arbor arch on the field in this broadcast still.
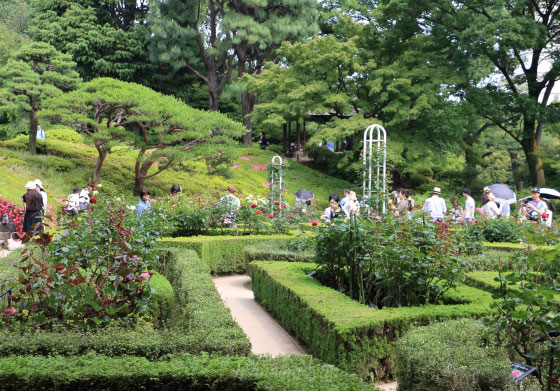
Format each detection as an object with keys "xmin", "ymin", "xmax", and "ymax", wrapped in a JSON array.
[{"xmin": 362, "ymin": 124, "xmax": 387, "ymax": 215}]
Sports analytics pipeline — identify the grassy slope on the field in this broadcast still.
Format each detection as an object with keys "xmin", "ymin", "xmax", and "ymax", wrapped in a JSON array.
[{"xmin": 0, "ymin": 140, "xmax": 353, "ymax": 209}]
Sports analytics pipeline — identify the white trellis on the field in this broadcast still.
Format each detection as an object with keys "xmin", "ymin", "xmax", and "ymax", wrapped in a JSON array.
[
  {"xmin": 268, "ymin": 155, "xmax": 284, "ymax": 214},
  {"xmin": 362, "ymin": 124, "xmax": 387, "ymax": 215}
]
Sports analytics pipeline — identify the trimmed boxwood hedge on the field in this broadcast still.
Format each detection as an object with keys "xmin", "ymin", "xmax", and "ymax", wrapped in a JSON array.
[
  {"xmin": 0, "ymin": 353, "xmax": 377, "ymax": 391},
  {"xmin": 397, "ymin": 319, "xmax": 515, "ymax": 391},
  {"xmin": 250, "ymin": 261, "xmax": 496, "ymax": 380},
  {"xmin": 0, "ymin": 249, "xmax": 250, "ymax": 358},
  {"xmin": 160, "ymin": 234, "xmax": 296, "ymax": 274},
  {"xmin": 244, "ymin": 241, "xmax": 314, "ymax": 263}
]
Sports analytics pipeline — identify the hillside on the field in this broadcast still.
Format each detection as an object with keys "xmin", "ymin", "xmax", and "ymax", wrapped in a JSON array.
[{"xmin": 0, "ymin": 137, "xmax": 354, "ymax": 209}]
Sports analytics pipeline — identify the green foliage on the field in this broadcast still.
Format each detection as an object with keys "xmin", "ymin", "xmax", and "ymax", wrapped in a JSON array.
[
  {"xmin": 250, "ymin": 261, "xmax": 494, "ymax": 379},
  {"xmin": 4, "ymin": 197, "xmax": 163, "ymax": 330},
  {"xmin": 46, "ymin": 127, "xmax": 83, "ymax": 144},
  {"xmin": 0, "ymin": 248, "xmax": 249, "ymax": 358},
  {"xmin": 0, "ymin": 354, "xmax": 376, "ymax": 391},
  {"xmin": 314, "ymin": 217, "xmax": 471, "ymax": 307},
  {"xmin": 159, "ymin": 234, "xmax": 296, "ymax": 274},
  {"xmin": 159, "ymin": 248, "xmax": 251, "ymax": 354},
  {"xmin": 244, "ymin": 241, "xmax": 314, "ymax": 263},
  {"xmin": 397, "ymin": 319, "xmax": 515, "ymax": 391}
]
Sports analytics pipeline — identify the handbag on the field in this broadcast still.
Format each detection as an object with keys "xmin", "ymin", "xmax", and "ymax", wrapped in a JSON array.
[{"xmin": 7, "ymin": 232, "xmax": 24, "ymax": 251}]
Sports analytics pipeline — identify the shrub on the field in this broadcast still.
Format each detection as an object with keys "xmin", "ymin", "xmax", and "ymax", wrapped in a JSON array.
[
  {"xmin": 0, "ymin": 197, "xmax": 24, "ymax": 238},
  {"xmin": 244, "ymin": 241, "xmax": 314, "ymax": 263},
  {"xmin": 250, "ymin": 261, "xmax": 494, "ymax": 379},
  {"xmin": 159, "ymin": 234, "xmax": 296, "ymax": 274},
  {"xmin": 46, "ymin": 127, "xmax": 83, "ymax": 144},
  {"xmin": 159, "ymin": 248, "xmax": 251, "ymax": 355},
  {"xmin": 1, "ymin": 134, "xmax": 46, "ymax": 153},
  {"xmin": 397, "ymin": 319, "xmax": 515, "ymax": 391},
  {"xmin": 4, "ymin": 197, "xmax": 164, "ymax": 330},
  {"xmin": 45, "ymin": 156, "xmax": 74, "ymax": 172},
  {"xmin": 313, "ymin": 217, "xmax": 470, "ymax": 307},
  {"xmin": 0, "ymin": 354, "xmax": 376, "ymax": 391}
]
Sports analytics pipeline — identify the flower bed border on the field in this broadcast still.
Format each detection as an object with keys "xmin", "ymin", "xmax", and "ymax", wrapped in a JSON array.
[{"xmin": 250, "ymin": 261, "xmax": 496, "ymax": 380}]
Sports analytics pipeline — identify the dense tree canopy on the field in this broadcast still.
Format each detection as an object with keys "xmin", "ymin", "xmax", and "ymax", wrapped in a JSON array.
[{"xmin": 39, "ymin": 78, "xmax": 246, "ymax": 193}]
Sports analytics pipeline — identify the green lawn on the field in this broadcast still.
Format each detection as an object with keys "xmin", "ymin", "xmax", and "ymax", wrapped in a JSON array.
[{"xmin": 0, "ymin": 140, "xmax": 354, "ymax": 209}]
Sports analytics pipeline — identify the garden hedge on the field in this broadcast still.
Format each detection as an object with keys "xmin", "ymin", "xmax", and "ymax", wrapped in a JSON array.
[
  {"xmin": 160, "ymin": 234, "xmax": 296, "ymax": 274},
  {"xmin": 397, "ymin": 319, "xmax": 515, "ymax": 391},
  {"xmin": 250, "ymin": 261, "xmax": 496, "ymax": 380},
  {"xmin": 244, "ymin": 241, "xmax": 314, "ymax": 263},
  {"xmin": 0, "ymin": 353, "xmax": 377, "ymax": 391},
  {"xmin": 0, "ymin": 249, "xmax": 250, "ymax": 358}
]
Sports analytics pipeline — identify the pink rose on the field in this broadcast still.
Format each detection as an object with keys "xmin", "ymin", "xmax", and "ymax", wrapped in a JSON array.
[
  {"xmin": 171, "ymin": 204, "xmax": 177, "ymax": 208},
  {"xmin": 140, "ymin": 272, "xmax": 151, "ymax": 280},
  {"xmin": 311, "ymin": 220, "xmax": 318, "ymax": 226},
  {"xmin": 3, "ymin": 307, "xmax": 16, "ymax": 316},
  {"xmin": 269, "ymin": 214, "xmax": 274, "ymax": 219}
]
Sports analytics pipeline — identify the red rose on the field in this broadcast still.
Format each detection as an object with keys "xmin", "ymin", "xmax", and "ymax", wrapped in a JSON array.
[
  {"xmin": 311, "ymin": 220, "xmax": 318, "ymax": 226},
  {"xmin": 256, "ymin": 210, "xmax": 261, "ymax": 214},
  {"xmin": 275, "ymin": 201, "xmax": 281, "ymax": 205},
  {"xmin": 262, "ymin": 209, "xmax": 267, "ymax": 213},
  {"xmin": 3, "ymin": 307, "xmax": 16, "ymax": 316},
  {"xmin": 282, "ymin": 204, "xmax": 287, "ymax": 208},
  {"xmin": 251, "ymin": 203, "xmax": 257, "ymax": 208},
  {"xmin": 277, "ymin": 207, "xmax": 281, "ymax": 210},
  {"xmin": 542, "ymin": 213, "xmax": 549, "ymax": 219},
  {"xmin": 417, "ymin": 205, "xmax": 422, "ymax": 209},
  {"xmin": 269, "ymin": 214, "xmax": 274, "ymax": 219},
  {"xmin": 90, "ymin": 198, "xmax": 97, "ymax": 203}
]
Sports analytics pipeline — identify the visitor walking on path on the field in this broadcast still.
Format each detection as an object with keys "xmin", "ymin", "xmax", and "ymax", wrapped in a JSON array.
[
  {"xmin": 22, "ymin": 181, "xmax": 43, "ymax": 234},
  {"xmin": 136, "ymin": 189, "xmax": 151, "ymax": 217},
  {"xmin": 423, "ymin": 187, "xmax": 446, "ymax": 222},
  {"xmin": 461, "ymin": 188, "xmax": 475, "ymax": 224}
]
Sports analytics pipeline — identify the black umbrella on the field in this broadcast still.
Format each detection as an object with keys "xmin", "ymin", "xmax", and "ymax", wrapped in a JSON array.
[
  {"xmin": 487, "ymin": 184, "xmax": 516, "ymax": 204},
  {"xmin": 294, "ymin": 189, "xmax": 314, "ymax": 201}
]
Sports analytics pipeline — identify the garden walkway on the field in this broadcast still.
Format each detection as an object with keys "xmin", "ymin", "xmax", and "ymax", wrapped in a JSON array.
[{"xmin": 213, "ymin": 274, "xmax": 397, "ymax": 391}]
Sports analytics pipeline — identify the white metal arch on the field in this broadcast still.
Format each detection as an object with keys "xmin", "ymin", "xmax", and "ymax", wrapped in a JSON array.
[{"xmin": 362, "ymin": 124, "xmax": 387, "ymax": 214}]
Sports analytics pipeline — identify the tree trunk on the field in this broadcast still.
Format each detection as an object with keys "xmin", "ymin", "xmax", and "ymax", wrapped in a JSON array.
[
  {"xmin": 282, "ymin": 123, "xmax": 287, "ymax": 154},
  {"xmin": 303, "ymin": 120, "xmax": 306, "ymax": 149},
  {"xmin": 242, "ymin": 91, "xmax": 256, "ymax": 144},
  {"xmin": 520, "ymin": 137, "xmax": 545, "ymax": 187},
  {"xmin": 509, "ymin": 151, "xmax": 523, "ymax": 191},
  {"xmin": 28, "ymin": 104, "xmax": 38, "ymax": 155},
  {"xmin": 93, "ymin": 143, "xmax": 108, "ymax": 185},
  {"xmin": 296, "ymin": 119, "xmax": 301, "ymax": 151},
  {"xmin": 134, "ymin": 160, "xmax": 153, "ymax": 196}
]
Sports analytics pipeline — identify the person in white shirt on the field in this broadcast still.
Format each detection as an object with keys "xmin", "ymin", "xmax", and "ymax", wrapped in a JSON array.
[
  {"xmin": 321, "ymin": 194, "xmax": 343, "ymax": 223},
  {"xmin": 340, "ymin": 189, "xmax": 351, "ymax": 208},
  {"xmin": 65, "ymin": 188, "xmax": 80, "ymax": 215},
  {"xmin": 461, "ymin": 188, "xmax": 475, "ymax": 224},
  {"xmin": 423, "ymin": 187, "xmax": 447, "ymax": 222},
  {"xmin": 482, "ymin": 192, "xmax": 501, "ymax": 219},
  {"xmin": 79, "ymin": 184, "xmax": 93, "ymax": 210},
  {"xmin": 34, "ymin": 179, "xmax": 48, "ymax": 217},
  {"xmin": 36, "ymin": 125, "xmax": 46, "ymax": 141}
]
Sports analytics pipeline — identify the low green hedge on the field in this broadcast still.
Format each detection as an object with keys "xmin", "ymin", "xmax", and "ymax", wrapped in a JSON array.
[
  {"xmin": 149, "ymin": 272, "xmax": 174, "ymax": 322},
  {"xmin": 397, "ymin": 319, "xmax": 515, "ymax": 391},
  {"xmin": 0, "ymin": 249, "xmax": 250, "ymax": 358},
  {"xmin": 160, "ymin": 234, "xmax": 296, "ymax": 274},
  {"xmin": 161, "ymin": 248, "xmax": 251, "ymax": 354},
  {"xmin": 0, "ymin": 353, "xmax": 377, "ymax": 391},
  {"xmin": 462, "ymin": 248, "xmax": 521, "ymax": 271},
  {"xmin": 244, "ymin": 241, "xmax": 314, "ymax": 263},
  {"xmin": 250, "ymin": 261, "xmax": 495, "ymax": 380}
]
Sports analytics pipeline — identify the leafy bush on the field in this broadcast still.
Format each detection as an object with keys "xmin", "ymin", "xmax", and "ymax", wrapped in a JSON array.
[
  {"xmin": 4, "ymin": 197, "xmax": 164, "ymax": 330},
  {"xmin": 397, "ymin": 319, "xmax": 516, "ymax": 391},
  {"xmin": 464, "ymin": 218, "xmax": 522, "ymax": 243},
  {"xmin": 314, "ymin": 217, "xmax": 471, "ymax": 307},
  {"xmin": 244, "ymin": 241, "xmax": 314, "ymax": 263},
  {"xmin": 0, "ymin": 354, "xmax": 376, "ymax": 391},
  {"xmin": 250, "ymin": 261, "xmax": 494, "ymax": 379},
  {"xmin": 1, "ymin": 134, "xmax": 46, "ymax": 153},
  {"xmin": 160, "ymin": 235, "xmax": 296, "ymax": 274},
  {"xmin": 160, "ymin": 248, "xmax": 251, "ymax": 354},
  {"xmin": 46, "ymin": 127, "xmax": 83, "ymax": 144}
]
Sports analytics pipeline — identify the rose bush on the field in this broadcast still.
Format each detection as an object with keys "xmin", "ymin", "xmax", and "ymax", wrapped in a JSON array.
[{"xmin": 0, "ymin": 198, "xmax": 25, "ymax": 238}]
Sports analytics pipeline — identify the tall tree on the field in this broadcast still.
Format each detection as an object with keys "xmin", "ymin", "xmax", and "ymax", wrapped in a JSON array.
[
  {"xmin": 382, "ymin": 0, "xmax": 560, "ymax": 186},
  {"xmin": 0, "ymin": 42, "xmax": 81, "ymax": 154},
  {"xmin": 148, "ymin": 0, "xmax": 234, "ymax": 111},
  {"xmin": 40, "ymin": 78, "xmax": 246, "ymax": 193},
  {"xmin": 226, "ymin": 0, "xmax": 319, "ymax": 144}
]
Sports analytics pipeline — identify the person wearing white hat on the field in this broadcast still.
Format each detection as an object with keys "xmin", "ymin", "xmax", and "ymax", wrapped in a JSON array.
[
  {"xmin": 34, "ymin": 179, "xmax": 48, "ymax": 216},
  {"xmin": 22, "ymin": 181, "xmax": 43, "ymax": 234},
  {"xmin": 423, "ymin": 186, "xmax": 447, "ymax": 222}
]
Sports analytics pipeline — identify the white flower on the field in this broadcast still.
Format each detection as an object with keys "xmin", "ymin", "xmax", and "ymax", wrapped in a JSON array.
[
  {"xmin": 127, "ymin": 205, "xmax": 136, "ymax": 210},
  {"xmin": 92, "ymin": 190, "xmax": 99, "ymax": 196}
]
